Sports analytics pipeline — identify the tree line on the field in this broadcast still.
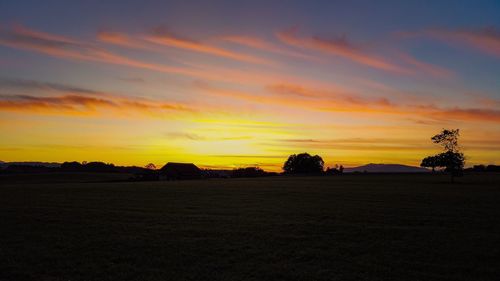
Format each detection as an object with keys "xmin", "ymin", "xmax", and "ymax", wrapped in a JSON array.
[{"xmin": 1, "ymin": 128, "xmax": 497, "ymax": 182}]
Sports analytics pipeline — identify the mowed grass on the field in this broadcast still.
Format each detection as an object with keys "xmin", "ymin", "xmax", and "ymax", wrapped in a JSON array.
[{"xmin": 1, "ymin": 174, "xmax": 499, "ymax": 281}]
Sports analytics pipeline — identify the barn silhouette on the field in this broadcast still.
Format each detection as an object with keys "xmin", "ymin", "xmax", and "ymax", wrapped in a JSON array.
[{"xmin": 159, "ymin": 162, "xmax": 201, "ymax": 180}]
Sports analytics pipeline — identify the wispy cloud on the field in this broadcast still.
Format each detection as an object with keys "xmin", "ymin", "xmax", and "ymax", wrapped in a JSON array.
[
  {"xmin": 275, "ymin": 27, "xmax": 454, "ymax": 77},
  {"xmin": 165, "ymin": 132, "xmax": 252, "ymax": 141},
  {"xmin": 0, "ymin": 24, "xmax": 95, "ymax": 60},
  {"xmin": 0, "ymin": 78, "xmax": 194, "ymax": 117},
  {"xmin": 277, "ymin": 137, "xmax": 500, "ymax": 151},
  {"xmin": 1, "ymin": 25, "xmax": 309, "ymax": 86},
  {"xmin": 416, "ymin": 104, "xmax": 500, "ymax": 123},
  {"xmin": 145, "ymin": 27, "xmax": 272, "ymax": 65},
  {"xmin": 117, "ymin": 77, "xmax": 146, "ymax": 83},
  {"xmin": 398, "ymin": 52, "xmax": 454, "ymax": 78},
  {"xmin": 400, "ymin": 27, "xmax": 500, "ymax": 58},
  {"xmin": 0, "ymin": 94, "xmax": 115, "ymax": 113},
  {"xmin": 267, "ymin": 82, "xmax": 394, "ymax": 108},
  {"xmin": 0, "ymin": 93, "xmax": 194, "ymax": 117},
  {"xmin": 97, "ymin": 31, "xmax": 156, "ymax": 51},
  {"xmin": 0, "ymin": 77, "xmax": 103, "ymax": 95},
  {"xmin": 196, "ymin": 81, "xmax": 500, "ymax": 123},
  {"xmin": 197, "ymin": 81, "xmax": 403, "ymax": 117},
  {"xmin": 276, "ymin": 27, "xmax": 410, "ymax": 73},
  {"xmin": 275, "ymin": 137, "xmax": 433, "ymax": 151},
  {"xmin": 221, "ymin": 35, "xmax": 315, "ymax": 60},
  {"xmin": 0, "ymin": 25, "xmax": 225, "ymax": 81}
]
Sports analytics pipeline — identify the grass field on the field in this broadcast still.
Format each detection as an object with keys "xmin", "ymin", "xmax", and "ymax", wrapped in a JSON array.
[{"xmin": 1, "ymin": 174, "xmax": 500, "ymax": 281}]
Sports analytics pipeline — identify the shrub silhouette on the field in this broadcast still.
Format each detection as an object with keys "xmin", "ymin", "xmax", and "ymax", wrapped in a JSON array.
[
  {"xmin": 232, "ymin": 167, "xmax": 266, "ymax": 178},
  {"xmin": 326, "ymin": 164, "xmax": 344, "ymax": 175}
]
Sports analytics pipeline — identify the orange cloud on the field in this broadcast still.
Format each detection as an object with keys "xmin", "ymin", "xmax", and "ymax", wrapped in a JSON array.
[
  {"xmin": 0, "ymin": 78, "xmax": 103, "ymax": 96},
  {"xmin": 2, "ymin": 25, "xmax": 393, "ymax": 91},
  {"xmin": 1, "ymin": 25, "xmax": 307, "ymax": 86},
  {"xmin": 274, "ymin": 138, "xmax": 433, "ymax": 151},
  {"xmin": 197, "ymin": 81, "xmax": 400, "ymax": 116},
  {"xmin": 473, "ymin": 96, "xmax": 500, "ymax": 108},
  {"xmin": 0, "ymin": 25, "xmax": 95, "ymax": 61},
  {"xmin": 0, "ymin": 25, "xmax": 227, "ymax": 81},
  {"xmin": 0, "ymin": 95, "xmax": 113, "ymax": 116},
  {"xmin": 276, "ymin": 27, "xmax": 410, "ymax": 73},
  {"xmin": 267, "ymin": 83, "xmax": 394, "ymax": 108},
  {"xmin": 0, "ymin": 94, "xmax": 194, "ymax": 117},
  {"xmin": 417, "ymin": 105, "xmax": 500, "ymax": 123},
  {"xmin": 144, "ymin": 27, "xmax": 272, "ymax": 65},
  {"xmin": 197, "ymin": 82, "xmax": 500, "ymax": 123}
]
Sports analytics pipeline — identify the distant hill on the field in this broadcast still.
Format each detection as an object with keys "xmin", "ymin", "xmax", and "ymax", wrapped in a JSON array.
[
  {"xmin": 344, "ymin": 163, "xmax": 429, "ymax": 173},
  {"xmin": 0, "ymin": 161, "xmax": 61, "ymax": 168}
]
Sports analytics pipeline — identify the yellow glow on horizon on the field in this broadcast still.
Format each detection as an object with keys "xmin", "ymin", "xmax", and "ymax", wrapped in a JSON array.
[{"xmin": 0, "ymin": 24, "xmax": 499, "ymax": 170}]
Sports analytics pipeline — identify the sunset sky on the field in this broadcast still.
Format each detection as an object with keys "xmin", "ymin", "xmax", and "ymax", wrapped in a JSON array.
[{"xmin": 1, "ymin": 0, "xmax": 499, "ymax": 171}]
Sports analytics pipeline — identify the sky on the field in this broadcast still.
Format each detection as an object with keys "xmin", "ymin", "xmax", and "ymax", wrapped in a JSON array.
[{"xmin": 0, "ymin": 0, "xmax": 499, "ymax": 171}]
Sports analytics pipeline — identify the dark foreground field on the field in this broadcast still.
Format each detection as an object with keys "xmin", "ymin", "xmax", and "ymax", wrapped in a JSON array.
[{"xmin": 1, "ymin": 174, "xmax": 500, "ymax": 281}]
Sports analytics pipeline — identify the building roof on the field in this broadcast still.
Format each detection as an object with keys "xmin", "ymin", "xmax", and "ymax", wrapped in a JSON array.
[{"xmin": 160, "ymin": 162, "xmax": 200, "ymax": 174}]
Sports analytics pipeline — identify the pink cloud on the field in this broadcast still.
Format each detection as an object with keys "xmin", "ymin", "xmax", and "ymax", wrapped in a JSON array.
[
  {"xmin": 276, "ymin": 27, "xmax": 411, "ymax": 73},
  {"xmin": 144, "ymin": 27, "xmax": 273, "ymax": 65}
]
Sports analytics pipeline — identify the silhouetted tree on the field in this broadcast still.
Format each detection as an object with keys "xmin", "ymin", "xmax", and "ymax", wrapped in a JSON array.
[
  {"xmin": 83, "ymin": 162, "xmax": 116, "ymax": 173},
  {"xmin": 283, "ymin": 153, "xmax": 324, "ymax": 174},
  {"xmin": 465, "ymin": 165, "xmax": 500, "ymax": 172},
  {"xmin": 145, "ymin": 163, "xmax": 156, "ymax": 170},
  {"xmin": 4, "ymin": 165, "xmax": 53, "ymax": 174},
  {"xmin": 422, "ymin": 129, "xmax": 465, "ymax": 182},
  {"xmin": 420, "ymin": 156, "xmax": 440, "ymax": 172},
  {"xmin": 437, "ymin": 151, "xmax": 465, "ymax": 180},
  {"xmin": 471, "ymin": 165, "xmax": 487, "ymax": 172},
  {"xmin": 486, "ymin": 165, "xmax": 500, "ymax": 172},
  {"xmin": 232, "ymin": 167, "xmax": 266, "ymax": 178},
  {"xmin": 60, "ymin": 161, "xmax": 83, "ymax": 172}
]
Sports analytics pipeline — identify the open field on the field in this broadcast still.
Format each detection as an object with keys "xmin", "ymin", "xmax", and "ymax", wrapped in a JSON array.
[{"xmin": 1, "ymin": 174, "xmax": 500, "ymax": 281}]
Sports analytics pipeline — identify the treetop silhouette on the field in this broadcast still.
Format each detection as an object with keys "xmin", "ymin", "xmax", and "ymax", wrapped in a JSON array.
[{"xmin": 283, "ymin": 153, "xmax": 324, "ymax": 174}]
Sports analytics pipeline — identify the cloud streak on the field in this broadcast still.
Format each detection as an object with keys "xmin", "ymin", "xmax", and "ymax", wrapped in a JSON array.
[
  {"xmin": 97, "ymin": 31, "xmax": 156, "ymax": 51},
  {"xmin": 197, "ymin": 82, "xmax": 500, "ymax": 123},
  {"xmin": 398, "ymin": 53, "xmax": 454, "ymax": 78},
  {"xmin": 0, "ymin": 93, "xmax": 194, "ymax": 117},
  {"xmin": 145, "ymin": 27, "xmax": 272, "ymax": 65},
  {"xmin": 273, "ymin": 137, "xmax": 500, "ymax": 152},
  {"xmin": 0, "ymin": 77, "xmax": 102, "ymax": 95},
  {"xmin": 221, "ymin": 35, "xmax": 315, "ymax": 60},
  {"xmin": 0, "ymin": 78, "xmax": 194, "ymax": 117},
  {"xmin": 276, "ymin": 27, "xmax": 410, "ymax": 73},
  {"xmin": 400, "ymin": 27, "xmax": 500, "ymax": 58},
  {"xmin": 0, "ymin": 25, "xmax": 232, "ymax": 82}
]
